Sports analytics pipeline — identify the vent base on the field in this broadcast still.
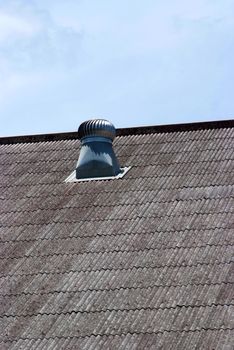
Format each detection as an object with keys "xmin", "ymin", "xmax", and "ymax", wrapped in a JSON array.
[{"xmin": 65, "ymin": 166, "xmax": 131, "ymax": 183}]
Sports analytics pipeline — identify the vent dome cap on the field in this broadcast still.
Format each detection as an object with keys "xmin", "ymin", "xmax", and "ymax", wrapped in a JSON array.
[{"xmin": 78, "ymin": 119, "xmax": 116, "ymax": 141}]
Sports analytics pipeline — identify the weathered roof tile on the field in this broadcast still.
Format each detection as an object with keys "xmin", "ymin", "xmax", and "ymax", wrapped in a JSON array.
[{"xmin": 0, "ymin": 120, "xmax": 233, "ymax": 349}]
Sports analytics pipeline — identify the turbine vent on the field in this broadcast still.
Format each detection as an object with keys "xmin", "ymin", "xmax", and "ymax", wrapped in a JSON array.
[
  {"xmin": 78, "ymin": 119, "xmax": 116, "ymax": 140},
  {"xmin": 76, "ymin": 119, "xmax": 121, "ymax": 179}
]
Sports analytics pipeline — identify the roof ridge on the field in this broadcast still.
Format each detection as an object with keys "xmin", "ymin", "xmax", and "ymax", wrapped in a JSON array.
[
  {"xmin": 1, "ymin": 302, "xmax": 233, "ymax": 319},
  {"xmin": 1, "ymin": 281, "xmax": 232, "ymax": 298},
  {"xmin": 0, "ymin": 260, "xmax": 231, "ymax": 279},
  {"xmin": 1, "ymin": 242, "xmax": 232, "ymax": 261},
  {"xmin": 2, "ymin": 326, "xmax": 234, "ymax": 344},
  {"xmin": 2, "ymin": 195, "xmax": 233, "ymax": 216},
  {"xmin": 0, "ymin": 119, "xmax": 233, "ymax": 145},
  {"xmin": 1, "ymin": 184, "xmax": 232, "ymax": 202},
  {"xmin": 1, "ymin": 209, "xmax": 232, "ymax": 228},
  {"xmin": 1, "ymin": 226, "xmax": 229, "ymax": 244}
]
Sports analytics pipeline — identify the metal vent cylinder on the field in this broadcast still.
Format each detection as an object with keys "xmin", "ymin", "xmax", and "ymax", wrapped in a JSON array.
[{"xmin": 76, "ymin": 119, "xmax": 121, "ymax": 179}]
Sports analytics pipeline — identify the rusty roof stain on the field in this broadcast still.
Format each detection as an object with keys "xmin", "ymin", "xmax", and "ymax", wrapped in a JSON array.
[{"xmin": 0, "ymin": 119, "xmax": 234, "ymax": 349}]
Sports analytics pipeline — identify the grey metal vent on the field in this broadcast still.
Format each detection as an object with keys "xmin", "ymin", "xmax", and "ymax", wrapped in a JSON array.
[{"xmin": 75, "ymin": 119, "xmax": 123, "ymax": 180}]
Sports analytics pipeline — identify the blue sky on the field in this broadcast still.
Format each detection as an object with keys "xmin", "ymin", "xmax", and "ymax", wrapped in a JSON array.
[{"xmin": 0, "ymin": 0, "xmax": 233, "ymax": 136}]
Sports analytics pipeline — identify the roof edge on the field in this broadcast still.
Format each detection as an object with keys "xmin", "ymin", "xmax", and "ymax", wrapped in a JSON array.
[
  {"xmin": 117, "ymin": 119, "xmax": 234, "ymax": 137},
  {"xmin": 0, "ymin": 119, "xmax": 233, "ymax": 145}
]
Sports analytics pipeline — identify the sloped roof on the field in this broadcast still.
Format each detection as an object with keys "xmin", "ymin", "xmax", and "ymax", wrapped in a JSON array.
[{"xmin": 0, "ymin": 119, "xmax": 233, "ymax": 349}]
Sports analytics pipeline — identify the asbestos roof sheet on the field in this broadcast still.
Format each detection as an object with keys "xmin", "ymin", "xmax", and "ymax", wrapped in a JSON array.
[{"xmin": 0, "ymin": 120, "xmax": 234, "ymax": 349}]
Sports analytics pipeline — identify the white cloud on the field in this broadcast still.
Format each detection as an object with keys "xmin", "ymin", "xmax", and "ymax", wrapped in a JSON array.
[
  {"xmin": 0, "ymin": 1, "xmax": 82, "ymax": 85},
  {"xmin": 0, "ymin": 12, "xmax": 40, "ymax": 42}
]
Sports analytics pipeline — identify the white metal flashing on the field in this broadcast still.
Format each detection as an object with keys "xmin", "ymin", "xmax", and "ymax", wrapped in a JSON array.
[{"xmin": 65, "ymin": 166, "xmax": 131, "ymax": 183}]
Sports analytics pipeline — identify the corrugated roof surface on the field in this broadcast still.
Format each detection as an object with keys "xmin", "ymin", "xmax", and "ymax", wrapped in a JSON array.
[{"xmin": 0, "ymin": 120, "xmax": 234, "ymax": 349}]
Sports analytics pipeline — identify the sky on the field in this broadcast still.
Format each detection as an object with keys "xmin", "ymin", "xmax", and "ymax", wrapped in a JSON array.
[{"xmin": 0, "ymin": 0, "xmax": 233, "ymax": 136}]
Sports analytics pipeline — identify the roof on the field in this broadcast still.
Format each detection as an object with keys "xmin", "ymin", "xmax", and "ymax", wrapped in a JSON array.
[{"xmin": 0, "ymin": 119, "xmax": 234, "ymax": 349}]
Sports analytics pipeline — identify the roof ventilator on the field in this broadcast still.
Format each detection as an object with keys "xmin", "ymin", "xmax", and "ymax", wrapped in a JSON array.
[{"xmin": 65, "ymin": 119, "xmax": 130, "ymax": 182}]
